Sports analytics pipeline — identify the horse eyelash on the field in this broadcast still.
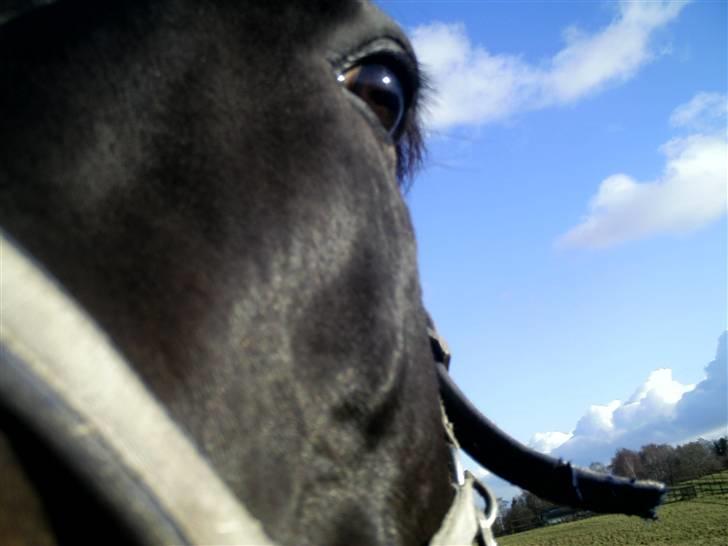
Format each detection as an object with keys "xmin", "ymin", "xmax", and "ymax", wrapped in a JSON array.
[{"xmin": 396, "ymin": 65, "xmax": 430, "ymax": 191}]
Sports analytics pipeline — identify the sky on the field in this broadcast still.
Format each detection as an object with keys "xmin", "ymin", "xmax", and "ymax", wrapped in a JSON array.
[{"xmin": 378, "ymin": 0, "xmax": 727, "ymax": 498}]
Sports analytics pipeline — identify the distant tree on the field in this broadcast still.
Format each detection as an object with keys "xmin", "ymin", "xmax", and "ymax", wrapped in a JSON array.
[
  {"xmin": 711, "ymin": 437, "xmax": 728, "ymax": 468},
  {"xmin": 588, "ymin": 461, "xmax": 608, "ymax": 474},
  {"xmin": 671, "ymin": 440, "xmax": 722, "ymax": 482},
  {"xmin": 493, "ymin": 497, "xmax": 510, "ymax": 536},
  {"xmin": 495, "ymin": 490, "xmax": 560, "ymax": 535},
  {"xmin": 713, "ymin": 437, "xmax": 727, "ymax": 457},
  {"xmin": 523, "ymin": 490, "xmax": 556, "ymax": 515},
  {"xmin": 502, "ymin": 494, "xmax": 539, "ymax": 534},
  {"xmin": 638, "ymin": 444, "xmax": 675, "ymax": 483},
  {"xmin": 610, "ymin": 448, "xmax": 643, "ymax": 479}
]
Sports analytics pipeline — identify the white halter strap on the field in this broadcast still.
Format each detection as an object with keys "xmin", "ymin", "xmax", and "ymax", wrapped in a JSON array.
[
  {"xmin": 428, "ymin": 404, "xmax": 499, "ymax": 546},
  {"xmin": 0, "ymin": 231, "xmax": 277, "ymax": 546}
]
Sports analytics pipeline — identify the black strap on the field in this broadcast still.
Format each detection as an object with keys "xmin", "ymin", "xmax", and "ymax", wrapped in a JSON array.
[{"xmin": 436, "ymin": 362, "xmax": 665, "ymax": 518}]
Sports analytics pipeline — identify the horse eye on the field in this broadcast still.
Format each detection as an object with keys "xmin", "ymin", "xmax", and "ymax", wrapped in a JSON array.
[{"xmin": 337, "ymin": 63, "xmax": 406, "ymax": 137}]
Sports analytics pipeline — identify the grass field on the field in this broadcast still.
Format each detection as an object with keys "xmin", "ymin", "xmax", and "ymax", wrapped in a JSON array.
[
  {"xmin": 498, "ymin": 472, "xmax": 728, "ymax": 546},
  {"xmin": 498, "ymin": 500, "xmax": 728, "ymax": 545}
]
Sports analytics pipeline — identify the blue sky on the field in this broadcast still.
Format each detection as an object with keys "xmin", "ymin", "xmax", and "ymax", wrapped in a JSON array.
[{"xmin": 379, "ymin": 0, "xmax": 727, "ymax": 495}]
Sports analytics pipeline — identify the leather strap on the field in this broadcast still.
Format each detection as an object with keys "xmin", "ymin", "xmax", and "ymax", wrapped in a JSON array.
[{"xmin": 437, "ymin": 361, "xmax": 666, "ymax": 518}]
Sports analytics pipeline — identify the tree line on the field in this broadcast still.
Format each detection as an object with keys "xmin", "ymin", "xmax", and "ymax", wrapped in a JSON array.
[{"xmin": 493, "ymin": 436, "xmax": 728, "ymax": 536}]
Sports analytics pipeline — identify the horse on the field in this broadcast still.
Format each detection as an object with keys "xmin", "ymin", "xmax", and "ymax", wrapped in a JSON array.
[{"xmin": 0, "ymin": 1, "xmax": 664, "ymax": 545}]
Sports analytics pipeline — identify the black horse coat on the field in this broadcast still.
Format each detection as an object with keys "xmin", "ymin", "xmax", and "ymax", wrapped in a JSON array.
[{"xmin": 0, "ymin": 1, "xmax": 454, "ymax": 545}]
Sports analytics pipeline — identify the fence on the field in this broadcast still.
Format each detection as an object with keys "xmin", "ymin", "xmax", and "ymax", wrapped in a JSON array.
[
  {"xmin": 664, "ymin": 474, "xmax": 728, "ymax": 504},
  {"xmin": 497, "ymin": 472, "xmax": 728, "ymax": 537},
  {"xmin": 495, "ymin": 508, "xmax": 594, "ymax": 536}
]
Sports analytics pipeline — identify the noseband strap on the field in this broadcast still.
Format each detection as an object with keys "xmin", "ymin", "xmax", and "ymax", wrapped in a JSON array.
[
  {"xmin": 429, "ymin": 401, "xmax": 499, "ymax": 546},
  {"xmin": 429, "ymin": 471, "xmax": 497, "ymax": 546},
  {"xmin": 0, "ymin": 232, "xmax": 278, "ymax": 546}
]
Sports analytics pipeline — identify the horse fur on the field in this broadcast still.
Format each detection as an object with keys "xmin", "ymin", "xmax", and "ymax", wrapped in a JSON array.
[{"xmin": 0, "ymin": 1, "xmax": 454, "ymax": 545}]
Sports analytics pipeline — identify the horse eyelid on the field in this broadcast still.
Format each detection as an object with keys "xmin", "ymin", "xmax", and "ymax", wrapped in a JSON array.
[{"xmin": 331, "ymin": 43, "xmax": 425, "ymax": 183}]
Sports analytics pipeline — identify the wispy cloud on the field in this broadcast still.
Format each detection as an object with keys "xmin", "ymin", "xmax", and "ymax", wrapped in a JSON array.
[
  {"xmin": 411, "ymin": 1, "xmax": 690, "ymax": 130},
  {"xmin": 670, "ymin": 92, "xmax": 728, "ymax": 130},
  {"xmin": 557, "ymin": 93, "xmax": 727, "ymax": 249},
  {"xmin": 528, "ymin": 333, "xmax": 728, "ymax": 466},
  {"xmin": 410, "ymin": 23, "xmax": 538, "ymax": 128},
  {"xmin": 544, "ymin": 1, "xmax": 687, "ymax": 103}
]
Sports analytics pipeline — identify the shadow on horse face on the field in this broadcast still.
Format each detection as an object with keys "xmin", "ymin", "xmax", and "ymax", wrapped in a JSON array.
[{"xmin": 0, "ymin": 1, "xmax": 454, "ymax": 545}]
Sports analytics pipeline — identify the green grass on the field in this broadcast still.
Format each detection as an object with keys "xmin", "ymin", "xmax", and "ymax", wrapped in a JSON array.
[{"xmin": 497, "ymin": 500, "xmax": 728, "ymax": 545}]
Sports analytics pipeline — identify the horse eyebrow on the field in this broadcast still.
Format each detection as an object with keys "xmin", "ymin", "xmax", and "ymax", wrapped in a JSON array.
[{"xmin": 396, "ymin": 62, "xmax": 430, "ymax": 190}]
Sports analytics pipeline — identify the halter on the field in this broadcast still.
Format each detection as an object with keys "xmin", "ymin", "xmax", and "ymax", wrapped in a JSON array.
[
  {"xmin": 430, "ymin": 403, "xmax": 499, "ymax": 546},
  {"xmin": 0, "ymin": 230, "xmax": 496, "ymax": 546},
  {"xmin": 1, "ymin": 229, "xmax": 664, "ymax": 546},
  {"xmin": 427, "ymin": 321, "xmax": 499, "ymax": 545}
]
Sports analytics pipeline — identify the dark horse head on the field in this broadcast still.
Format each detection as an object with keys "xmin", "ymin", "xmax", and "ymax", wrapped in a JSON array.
[
  {"xmin": 1, "ymin": 1, "xmax": 454, "ymax": 544},
  {"xmin": 0, "ymin": 1, "xmax": 665, "ymax": 545}
]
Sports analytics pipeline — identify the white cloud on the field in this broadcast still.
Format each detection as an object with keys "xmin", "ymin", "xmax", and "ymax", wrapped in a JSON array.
[
  {"xmin": 613, "ymin": 369, "xmax": 695, "ymax": 429},
  {"xmin": 411, "ymin": 1, "xmax": 690, "ymax": 130},
  {"xmin": 557, "ymin": 128, "xmax": 727, "ymax": 249},
  {"xmin": 558, "ymin": 92, "xmax": 727, "ymax": 249},
  {"xmin": 545, "ymin": 1, "xmax": 687, "ymax": 103},
  {"xmin": 670, "ymin": 92, "xmax": 728, "ymax": 130},
  {"xmin": 557, "ymin": 93, "xmax": 728, "ymax": 248},
  {"xmin": 410, "ymin": 23, "xmax": 538, "ymax": 128},
  {"xmin": 535, "ymin": 333, "xmax": 727, "ymax": 466},
  {"xmin": 528, "ymin": 431, "xmax": 573, "ymax": 454},
  {"xmin": 573, "ymin": 400, "xmax": 622, "ymax": 436},
  {"xmin": 674, "ymin": 333, "xmax": 728, "ymax": 434}
]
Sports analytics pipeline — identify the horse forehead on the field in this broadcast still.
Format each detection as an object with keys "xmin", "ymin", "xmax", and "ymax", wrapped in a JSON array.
[
  {"xmin": 315, "ymin": 0, "xmax": 414, "ymax": 56},
  {"xmin": 0, "ymin": 1, "xmax": 413, "ymax": 50},
  {"xmin": 227, "ymin": 1, "xmax": 414, "ymax": 62}
]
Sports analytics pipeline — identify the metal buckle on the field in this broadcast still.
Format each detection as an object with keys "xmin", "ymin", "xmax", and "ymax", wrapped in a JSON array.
[{"xmin": 428, "ymin": 325, "xmax": 451, "ymax": 369}]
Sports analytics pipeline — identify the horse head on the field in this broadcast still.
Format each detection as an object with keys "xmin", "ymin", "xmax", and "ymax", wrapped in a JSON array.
[
  {"xmin": 1, "ymin": 1, "xmax": 454, "ymax": 544},
  {"xmin": 0, "ymin": 2, "xmax": 665, "ymax": 545}
]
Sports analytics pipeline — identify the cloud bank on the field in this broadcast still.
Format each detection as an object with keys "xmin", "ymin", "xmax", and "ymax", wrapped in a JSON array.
[
  {"xmin": 558, "ymin": 92, "xmax": 727, "ymax": 248},
  {"xmin": 411, "ymin": 1, "xmax": 690, "ymax": 130},
  {"xmin": 528, "ymin": 332, "xmax": 728, "ymax": 466}
]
